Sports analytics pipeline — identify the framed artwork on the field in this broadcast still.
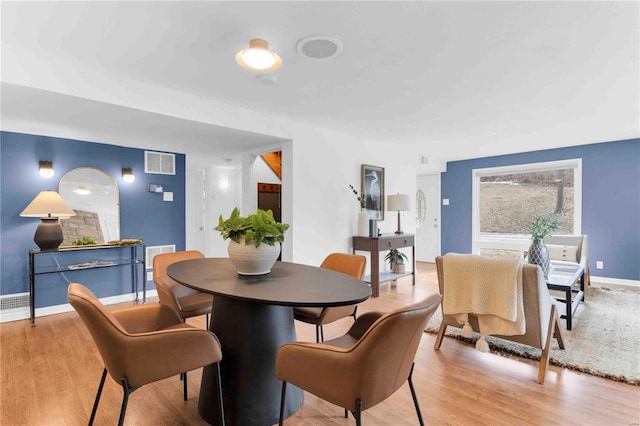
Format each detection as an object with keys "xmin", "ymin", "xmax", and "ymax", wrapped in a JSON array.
[{"xmin": 361, "ymin": 164, "xmax": 385, "ymax": 220}]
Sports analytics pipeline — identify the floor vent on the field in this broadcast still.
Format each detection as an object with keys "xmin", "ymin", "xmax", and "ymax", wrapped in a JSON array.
[{"xmin": 1, "ymin": 293, "xmax": 29, "ymax": 311}]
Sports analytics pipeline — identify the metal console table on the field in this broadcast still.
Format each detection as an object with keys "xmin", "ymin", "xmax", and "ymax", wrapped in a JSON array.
[{"xmin": 28, "ymin": 243, "xmax": 145, "ymax": 326}]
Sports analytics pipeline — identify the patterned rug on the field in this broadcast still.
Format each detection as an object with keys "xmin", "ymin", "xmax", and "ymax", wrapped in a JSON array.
[{"xmin": 424, "ymin": 287, "xmax": 640, "ymax": 385}]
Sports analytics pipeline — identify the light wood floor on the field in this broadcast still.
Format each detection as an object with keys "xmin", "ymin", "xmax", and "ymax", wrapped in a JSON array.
[{"xmin": 2, "ymin": 262, "xmax": 639, "ymax": 425}]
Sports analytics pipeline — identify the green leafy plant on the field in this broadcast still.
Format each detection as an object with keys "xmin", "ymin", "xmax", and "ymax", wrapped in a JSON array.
[
  {"xmin": 384, "ymin": 249, "xmax": 408, "ymax": 266},
  {"xmin": 523, "ymin": 212, "xmax": 561, "ymax": 240},
  {"xmin": 215, "ymin": 207, "xmax": 289, "ymax": 247},
  {"xmin": 349, "ymin": 184, "xmax": 365, "ymax": 209},
  {"xmin": 71, "ymin": 236, "xmax": 97, "ymax": 246}
]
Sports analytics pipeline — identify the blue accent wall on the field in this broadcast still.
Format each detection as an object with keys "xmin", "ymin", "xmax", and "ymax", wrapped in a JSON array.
[
  {"xmin": 0, "ymin": 131, "xmax": 186, "ymax": 306},
  {"xmin": 441, "ymin": 138, "xmax": 640, "ymax": 281}
]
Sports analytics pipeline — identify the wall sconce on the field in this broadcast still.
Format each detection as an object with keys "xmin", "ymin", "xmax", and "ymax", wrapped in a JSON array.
[
  {"xmin": 20, "ymin": 190, "xmax": 76, "ymax": 250},
  {"xmin": 122, "ymin": 168, "xmax": 135, "ymax": 183},
  {"xmin": 387, "ymin": 193, "xmax": 411, "ymax": 235},
  {"xmin": 39, "ymin": 161, "xmax": 54, "ymax": 178}
]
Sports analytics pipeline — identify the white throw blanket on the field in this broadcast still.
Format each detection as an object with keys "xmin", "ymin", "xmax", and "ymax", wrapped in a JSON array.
[{"xmin": 442, "ymin": 253, "xmax": 525, "ymax": 352}]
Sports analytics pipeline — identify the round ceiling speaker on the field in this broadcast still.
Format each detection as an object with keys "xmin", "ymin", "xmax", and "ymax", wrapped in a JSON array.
[{"xmin": 296, "ymin": 35, "xmax": 343, "ymax": 61}]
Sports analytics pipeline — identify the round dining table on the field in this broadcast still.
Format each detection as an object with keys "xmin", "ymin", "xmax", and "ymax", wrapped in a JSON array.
[{"xmin": 167, "ymin": 257, "xmax": 371, "ymax": 426}]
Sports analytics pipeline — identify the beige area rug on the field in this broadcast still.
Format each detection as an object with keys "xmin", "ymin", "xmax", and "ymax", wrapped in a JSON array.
[{"xmin": 424, "ymin": 287, "xmax": 640, "ymax": 385}]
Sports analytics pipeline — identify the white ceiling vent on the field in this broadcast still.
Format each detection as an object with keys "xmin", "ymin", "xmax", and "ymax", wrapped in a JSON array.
[
  {"xmin": 145, "ymin": 151, "xmax": 175, "ymax": 175},
  {"xmin": 296, "ymin": 35, "xmax": 343, "ymax": 61}
]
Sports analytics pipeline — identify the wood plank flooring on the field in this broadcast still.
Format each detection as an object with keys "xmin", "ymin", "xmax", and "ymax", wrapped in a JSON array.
[{"xmin": 2, "ymin": 262, "xmax": 639, "ymax": 425}]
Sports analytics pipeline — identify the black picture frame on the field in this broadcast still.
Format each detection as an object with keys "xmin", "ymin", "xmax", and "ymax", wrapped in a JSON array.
[{"xmin": 361, "ymin": 164, "xmax": 385, "ymax": 220}]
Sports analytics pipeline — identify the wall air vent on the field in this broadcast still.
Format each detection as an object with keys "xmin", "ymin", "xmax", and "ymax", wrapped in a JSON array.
[
  {"xmin": 145, "ymin": 151, "xmax": 176, "ymax": 175},
  {"xmin": 145, "ymin": 245, "xmax": 176, "ymax": 271}
]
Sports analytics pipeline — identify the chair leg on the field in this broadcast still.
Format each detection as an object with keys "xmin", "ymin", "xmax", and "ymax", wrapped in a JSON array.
[
  {"xmin": 344, "ymin": 408, "xmax": 348, "ymax": 418},
  {"xmin": 434, "ymin": 322, "xmax": 447, "ymax": 350},
  {"xmin": 183, "ymin": 371, "xmax": 188, "ymax": 401},
  {"xmin": 206, "ymin": 313, "xmax": 210, "ymax": 328},
  {"xmin": 408, "ymin": 363, "xmax": 425, "ymax": 426},
  {"xmin": 118, "ymin": 377, "xmax": 137, "ymax": 426},
  {"xmin": 279, "ymin": 381, "xmax": 287, "ymax": 426},
  {"xmin": 353, "ymin": 399, "xmax": 362, "ymax": 426},
  {"xmin": 88, "ymin": 368, "xmax": 107, "ymax": 426},
  {"xmin": 315, "ymin": 325, "xmax": 325, "ymax": 343},
  {"xmin": 538, "ymin": 304, "xmax": 559, "ymax": 384}
]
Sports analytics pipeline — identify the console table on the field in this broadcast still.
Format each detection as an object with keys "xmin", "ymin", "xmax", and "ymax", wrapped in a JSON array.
[
  {"xmin": 28, "ymin": 243, "xmax": 145, "ymax": 326},
  {"xmin": 352, "ymin": 234, "xmax": 415, "ymax": 297}
]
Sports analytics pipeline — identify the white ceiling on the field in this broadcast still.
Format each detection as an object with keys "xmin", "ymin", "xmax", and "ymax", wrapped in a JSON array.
[{"xmin": 2, "ymin": 1, "xmax": 638, "ymax": 162}]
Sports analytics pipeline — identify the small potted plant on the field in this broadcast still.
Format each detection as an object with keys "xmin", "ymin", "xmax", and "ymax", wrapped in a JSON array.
[
  {"xmin": 385, "ymin": 249, "xmax": 408, "ymax": 274},
  {"xmin": 523, "ymin": 211, "xmax": 561, "ymax": 278},
  {"xmin": 215, "ymin": 207, "xmax": 289, "ymax": 275}
]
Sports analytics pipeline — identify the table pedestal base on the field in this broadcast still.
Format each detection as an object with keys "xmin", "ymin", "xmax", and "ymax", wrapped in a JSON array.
[{"xmin": 198, "ymin": 297, "xmax": 303, "ymax": 426}]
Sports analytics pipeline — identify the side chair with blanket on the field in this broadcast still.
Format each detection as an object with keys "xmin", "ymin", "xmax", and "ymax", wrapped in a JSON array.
[{"xmin": 434, "ymin": 254, "xmax": 565, "ymax": 384}]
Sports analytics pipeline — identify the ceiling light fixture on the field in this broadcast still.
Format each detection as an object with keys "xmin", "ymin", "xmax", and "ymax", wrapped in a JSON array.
[
  {"xmin": 235, "ymin": 39, "xmax": 282, "ymax": 72},
  {"xmin": 73, "ymin": 186, "xmax": 92, "ymax": 195}
]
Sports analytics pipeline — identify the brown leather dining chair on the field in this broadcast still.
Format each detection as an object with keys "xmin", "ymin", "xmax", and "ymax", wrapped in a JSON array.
[
  {"xmin": 293, "ymin": 252, "xmax": 367, "ymax": 342},
  {"xmin": 153, "ymin": 250, "xmax": 213, "ymax": 325},
  {"xmin": 277, "ymin": 293, "xmax": 442, "ymax": 426},
  {"xmin": 67, "ymin": 283, "xmax": 225, "ymax": 426}
]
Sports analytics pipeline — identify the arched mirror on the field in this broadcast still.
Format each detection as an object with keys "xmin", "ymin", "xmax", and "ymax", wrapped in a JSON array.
[
  {"xmin": 416, "ymin": 189, "xmax": 426, "ymax": 228},
  {"xmin": 59, "ymin": 167, "xmax": 119, "ymax": 245}
]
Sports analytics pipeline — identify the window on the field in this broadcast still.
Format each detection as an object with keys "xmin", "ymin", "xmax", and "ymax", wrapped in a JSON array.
[{"xmin": 472, "ymin": 159, "xmax": 582, "ymax": 255}]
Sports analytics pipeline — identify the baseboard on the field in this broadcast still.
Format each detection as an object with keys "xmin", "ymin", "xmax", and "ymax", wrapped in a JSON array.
[
  {"xmin": 590, "ymin": 275, "xmax": 640, "ymax": 288},
  {"xmin": 0, "ymin": 289, "xmax": 159, "ymax": 324}
]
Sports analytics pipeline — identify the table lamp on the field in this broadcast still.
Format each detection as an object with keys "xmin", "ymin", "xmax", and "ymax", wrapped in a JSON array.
[
  {"xmin": 387, "ymin": 193, "xmax": 411, "ymax": 235},
  {"xmin": 20, "ymin": 190, "xmax": 76, "ymax": 250}
]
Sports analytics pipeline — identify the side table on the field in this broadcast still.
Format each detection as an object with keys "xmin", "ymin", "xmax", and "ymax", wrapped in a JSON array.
[{"xmin": 352, "ymin": 234, "xmax": 415, "ymax": 297}]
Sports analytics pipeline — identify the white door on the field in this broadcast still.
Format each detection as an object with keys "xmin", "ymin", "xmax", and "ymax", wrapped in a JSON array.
[
  {"xmin": 186, "ymin": 168, "xmax": 206, "ymax": 254},
  {"xmin": 416, "ymin": 174, "xmax": 441, "ymax": 262}
]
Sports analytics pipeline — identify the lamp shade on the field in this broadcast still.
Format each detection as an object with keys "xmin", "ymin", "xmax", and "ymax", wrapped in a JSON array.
[
  {"xmin": 20, "ymin": 191, "xmax": 76, "ymax": 218},
  {"xmin": 387, "ymin": 194, "xmax": 411, "ymax": 212}
]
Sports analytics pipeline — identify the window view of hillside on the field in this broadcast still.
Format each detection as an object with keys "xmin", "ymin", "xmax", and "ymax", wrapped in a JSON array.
[{"xmin": 479, "ymin": 169, "xmax": 574, "ymax": 236}]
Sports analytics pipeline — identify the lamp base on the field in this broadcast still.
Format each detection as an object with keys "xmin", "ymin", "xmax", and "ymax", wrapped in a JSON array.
[
  {"xmin": 394, "ymin": 230, "xmax": 405, "ymax": 235},
  {"xmin": 34, "ymin": 218, "xmax": 64, "ymax": 250}
]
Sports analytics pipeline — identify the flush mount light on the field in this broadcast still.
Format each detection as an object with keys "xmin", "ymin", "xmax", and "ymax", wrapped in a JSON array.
[
  {"xmin": 122, "ymin": 168, "xmax": 135, "ymax": 183},
  {"xmin": 39, "ymin": 161, "xmax": 54, "ymax": 178},
  {"xmin": 235, "ymin": 39, "xmax": 282, "ymax": 72}
]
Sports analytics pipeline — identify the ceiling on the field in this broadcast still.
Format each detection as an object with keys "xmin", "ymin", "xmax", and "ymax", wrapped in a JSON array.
[{"xmin": 2, "ymin": 1, "xmax": 638, "ymax": 163}]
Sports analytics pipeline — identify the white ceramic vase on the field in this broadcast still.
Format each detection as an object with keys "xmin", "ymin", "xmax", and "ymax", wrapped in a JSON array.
[
  {"xmin": 357, "ymin": 209, "xmax": 369, "ymax": 237},
  {"xmin": 227, "ymin": 236, "xmax": 281, "ymax": 275}
]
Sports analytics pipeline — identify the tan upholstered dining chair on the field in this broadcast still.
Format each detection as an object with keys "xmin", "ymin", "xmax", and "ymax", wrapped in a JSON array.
[
  {"xmin": 67, "ymin": 283, "xmax": 225, "ymax": 426},
  {"xmin": 293, "ymin": 253, "xmax": 367, "ymax": 342},
  {"xmin": 434, "ymin": 255, "xmax": 565, "ymax": 384},
  {"xmin": 153, "ymin": 250, "xmax": 213, "ymax": 324},
  {"xmin": 277, "ymin": 293, "xmax": 442, "ymax": 426}
]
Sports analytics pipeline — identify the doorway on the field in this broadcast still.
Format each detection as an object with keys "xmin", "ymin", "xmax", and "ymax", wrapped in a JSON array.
[{"xmin": 416, "ymin": 174, "xmax": 441, "ymax": 262}]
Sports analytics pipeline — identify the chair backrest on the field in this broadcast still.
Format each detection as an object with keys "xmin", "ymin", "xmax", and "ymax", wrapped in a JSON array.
[
  {"xmin": 347, "ymin": 293, "xmax": 441, "ymax": 410},
  {"xmin": 320, "ymin": 253, "xmax": 366, "ymax": 279},
  {"xmin": 67, "ymin": 283, "xmax": 135, "ymax": 383},
  {"xmin": 153, "ymin": 250, "xmax": 205, "ymax": 309},
  {"xmin": 544, "ymin": 235, "xmax": 588, "ymax": 263},
  {"xmin": 318, "ymin": 253, "xmax": 367, "ymax": 321},
  {"xmin": 435, "ymin": 255, "xmax": 551, "ymax": 350}
]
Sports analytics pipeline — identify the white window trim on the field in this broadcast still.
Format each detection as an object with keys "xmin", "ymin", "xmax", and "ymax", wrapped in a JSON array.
[{"xmin": 471, "ymin": 158, "xmax": 582, "ymax": 254}]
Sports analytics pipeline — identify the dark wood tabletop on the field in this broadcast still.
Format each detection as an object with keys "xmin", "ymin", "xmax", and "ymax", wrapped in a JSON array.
[{"xmin": 167, "ymin": 257, "xmax": 372, "ymax": 307}]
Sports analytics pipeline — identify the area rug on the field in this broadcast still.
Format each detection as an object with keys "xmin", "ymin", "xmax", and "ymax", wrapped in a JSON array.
[{"xmin": 424, "ymin": 287, "xmax": 640, "ymax": 385}]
